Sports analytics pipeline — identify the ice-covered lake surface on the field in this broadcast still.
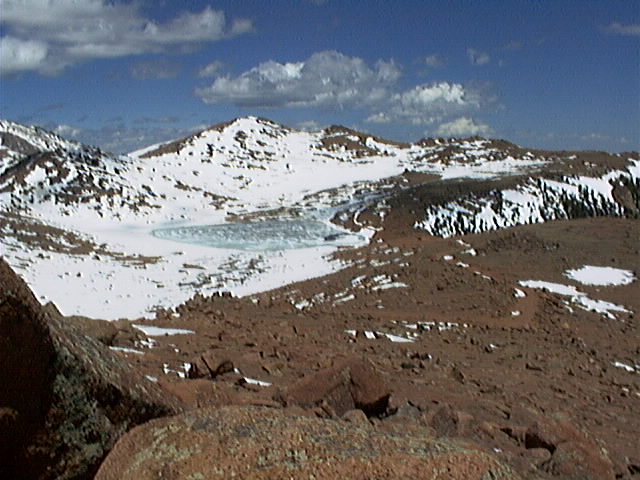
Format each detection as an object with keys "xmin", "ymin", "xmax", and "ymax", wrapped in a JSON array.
[{"xmin": 152, "ymin": 219, "xmax": 368, "ymax": 251}]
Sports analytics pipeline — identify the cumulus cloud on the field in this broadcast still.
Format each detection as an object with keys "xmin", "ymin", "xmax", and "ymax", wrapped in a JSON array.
[
  {"xmin": 195, "ymin": 50, "xmax": 401, "ymax": 108},
  {"xmin": 467, "ymin": 48, "xmax": 491, "ymax": 66},
  {"xmin": 386, "ymin": 83, "xmax": 468, "ymax": 125},
  {"xmin": 605, "ymin": 22, "xmax": 640, "ymax": 36},
  {"xmin": 0, "ymin": 0, "xmax": 252, "ymax": 75},
  {"xmin": 195, "ymin": 50, "xmax": 492, "ymax": 128},
  {"xmin": 425, "ymin": 54, "xmax": 445, "ymax": 68},
  {"xmin": 367, "ymin": 82, "xmax": 487, "ymax": 126},
  {"xmin": 435, "ymin": 117, "xmax": 492, "ymax": 137}
]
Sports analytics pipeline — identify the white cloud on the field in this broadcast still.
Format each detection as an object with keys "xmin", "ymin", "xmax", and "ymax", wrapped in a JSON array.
[
  {"xmin": 0, "ymin": 0, "xmax": 252, "ymax": 75},
  {"xmin": 605, "ymin": 22, "xmax": 640, "ymax": 36},
  {"xmin": 366, "ymin": 82, "xmax": 484, "ymax": 126},
  {"xmin": 198, "ymin": 60, "xmax": 226, "ymax": 78},
  {"xmin": 435, "ymin": 117, "xmax": 492, "ymax": 137},
  {"xmin": 130, "ymin": 59, "xmax": 181, "ymax": 80},
  {"xmin": 425, "ymin": 54, "xmax": 445, "ymax": 68},
  {"xmin": 230, "ymin": 18, "xmax": 255, "ymax": 36},
  {"xmin": 296, "ymin": 120, "xmax": 324, "ymax": 131},
  {"xmin": 365, "ymin": 112, "xmax": 392, "ymax": 124},
  {"xmin": 0, "ymin": 36, "xmax": 48, "ymax": 75},
  {"xmin": 195, "ymin": 50, "xmax": 401, "ymax": 108},
  {"xmin": 467, "ymin": 48, "xmax": 491, "ymax": 66},
  {"xmin": 54, "ymin": 124, "xmax": 82, "ymax": 139},
  {"xmin": 195, "ymin": 50, "xmax": 492, "ymax": 130},
  {"xmin": 396, "ymin": 83, "xmax": 466, "ymax": 107}
]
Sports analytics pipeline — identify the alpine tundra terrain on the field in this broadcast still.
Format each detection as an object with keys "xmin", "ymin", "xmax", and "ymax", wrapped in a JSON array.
[{"xmin": 1, "ymin": 117, "xmax": 639, "ymax": 479}]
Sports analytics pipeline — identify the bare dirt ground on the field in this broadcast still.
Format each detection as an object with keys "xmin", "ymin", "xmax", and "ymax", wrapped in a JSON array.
[{"xmin": 99, "ymin": 216, "xmax": 639, "ymax": 479}]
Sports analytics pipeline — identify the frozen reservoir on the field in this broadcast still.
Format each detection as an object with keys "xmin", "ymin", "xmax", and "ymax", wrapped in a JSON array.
[{"xmin": 151, "ymin": 219, "xmax": 368, "ymax": 251}]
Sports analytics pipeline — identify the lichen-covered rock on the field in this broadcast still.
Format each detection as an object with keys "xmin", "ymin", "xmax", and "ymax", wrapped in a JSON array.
[
  {"xmin": 95, "ymin": 405, "xmax": 521, "ymax": 480},
  {"xmin": 0, "ymin": 259, "xmax": 182, "ymax": 480}
]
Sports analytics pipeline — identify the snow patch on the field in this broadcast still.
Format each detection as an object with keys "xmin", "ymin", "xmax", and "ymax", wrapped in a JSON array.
[
  {"xmin": 133, "ymin": 324, "xmax": 195, "ymax": 336},
  {"xmin": 565, "ymin": 265, "xmax": 636, "ymax": 286},
  {"xmin": 519, "ymin": 280, "xmax": 630, "ymax": 319}
]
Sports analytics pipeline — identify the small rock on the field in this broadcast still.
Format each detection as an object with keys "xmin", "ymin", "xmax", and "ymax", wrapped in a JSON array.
[
  {"xmin": 524, "ymin": 447, "xmax": 552, "ymax": 467},
  {"xmin": 428, "ymin": 404, "xmax": 473, "ymax": 438},
  {"xmin": 451, "ymin": 365, "xmax": 466, "ymax": 384},
  {"xmin": 341, "ymin": 409, "xmax": 371, "ymax": 427}
]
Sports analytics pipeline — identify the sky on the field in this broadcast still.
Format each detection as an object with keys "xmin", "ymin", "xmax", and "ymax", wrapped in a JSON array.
[{"xmin": 1, "ymin": 0, "xmax": 638, "ymax": 154}]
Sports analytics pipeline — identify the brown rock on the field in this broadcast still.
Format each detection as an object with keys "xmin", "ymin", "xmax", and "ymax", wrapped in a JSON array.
[
  {"xmin": 499, "ymin": 411, "xmax": 616, "ymax": 479},
  {"xmin": 278, "ymin": 357, "xmax": 391, "ymax": 417},
  {"xmin": 523, "ymin": 447, "xmax": 552, "ymax": 467},
  {"xmin": 187, "ymin": 353, "xmax": 234, "ymax": 379},
  {"xmin": 428, "ymin": 403, "xmax": 473, "ymax": 437},
  {"xmin": 95, "ymin": 406, "xmax": 522, "ymax": 480},
  {"xmin": 0, "ymin": 259, "xmax": 182, "ymax": 480}
]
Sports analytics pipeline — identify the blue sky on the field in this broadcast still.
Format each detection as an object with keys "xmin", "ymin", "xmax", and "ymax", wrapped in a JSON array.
[{"xmin": 1, "ymin": 0, "xmax": 638, "ymax": 153}]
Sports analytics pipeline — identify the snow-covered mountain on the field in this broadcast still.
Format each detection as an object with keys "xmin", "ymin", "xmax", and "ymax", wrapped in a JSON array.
[
  {"xmin": 1, "ymin": 116, "xmax": 637, "ymax": 319},
  {"xmin": 1, "ymin": 116, "xmax": 555, "ymax": 228}
]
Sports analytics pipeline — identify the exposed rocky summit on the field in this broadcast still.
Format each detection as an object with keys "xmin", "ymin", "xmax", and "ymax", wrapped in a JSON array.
[{"xmin": 0, "ymin": 259, "xmax": 182, "ymax": 480}]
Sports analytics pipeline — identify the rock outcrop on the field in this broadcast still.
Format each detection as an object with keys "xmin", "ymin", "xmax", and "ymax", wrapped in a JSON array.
[
  {"xmin": 95, "ymin": 405, "xmax": 521, "ymax": 480},
  {"xmin": 0, "ymin": 259, "xmax": 182, "ymax": 480}
]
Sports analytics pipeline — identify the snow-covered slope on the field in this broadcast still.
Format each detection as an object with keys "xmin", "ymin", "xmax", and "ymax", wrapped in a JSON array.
[
  {"xmin": 1, "ymin": 116, "xmax": 634, "ymax": 319},
  {"xmin": 0, "ymin": 120, "xmax": 149, "ymax": 218},
  {"xmin": 416, "ymin": 160, "xmax": 640, "ymax": 237}
]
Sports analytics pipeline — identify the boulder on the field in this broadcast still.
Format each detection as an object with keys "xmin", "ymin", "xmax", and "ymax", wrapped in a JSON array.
[
  {"xmin": 528, "ymin": 413, "xmax": 616, "ymax": 480},
  {"xmin": 500, "ymin": 410, "xmax": 616, "ymax": 479},
  {"xmin": 95, "ymin": 405, "xmax": 522, "ymax": 480},
  {"xmin": 278, "ymin": 358, "xmax": 391, "ymax": 417},
  {"xmin": 0, "ymin": 259, "xmax": 182, "ymax": 480},
  {"xmin": 427, "ymin": 403, "xmax": 474, "ymax": 437}
]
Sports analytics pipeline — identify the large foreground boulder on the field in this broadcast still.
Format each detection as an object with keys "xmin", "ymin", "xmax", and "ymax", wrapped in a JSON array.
[
  {"xmin": 95, "ymin": 405, "xmax": 521, "ymax": 480},
  {"xmin": 0, "ymin": 259, "xmax": 182, "ymax": 480}
]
